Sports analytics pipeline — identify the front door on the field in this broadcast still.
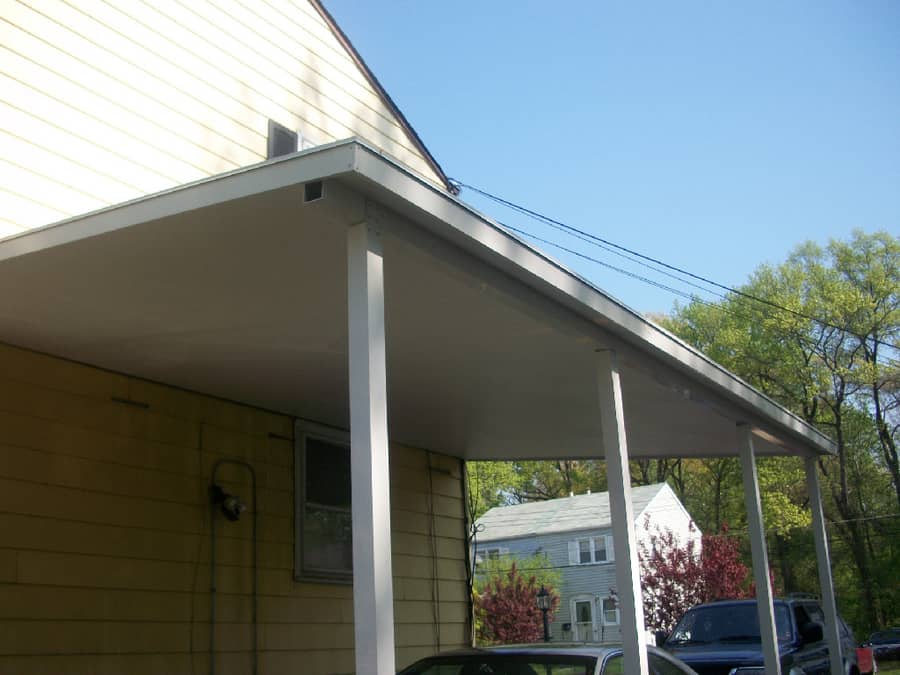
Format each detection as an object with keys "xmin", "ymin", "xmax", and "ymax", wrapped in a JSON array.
[{"xmin": 572, "ymin": 597, "xmax": 597, "ymax": 642}]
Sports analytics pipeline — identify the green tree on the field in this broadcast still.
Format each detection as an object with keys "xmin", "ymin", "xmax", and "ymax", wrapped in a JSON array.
[
  {"xmin": 663, "ymin": 230, "xmax": 900, "ymax": 632},
  {"xmin": 465, "ymin": 461, "xmax": 521, "ymax": 522}
]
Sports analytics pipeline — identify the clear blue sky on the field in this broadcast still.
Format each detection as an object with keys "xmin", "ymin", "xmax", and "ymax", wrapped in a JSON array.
[{"xmin": 325, "ymin": 0, "xmax": 900, "ymax": 315}]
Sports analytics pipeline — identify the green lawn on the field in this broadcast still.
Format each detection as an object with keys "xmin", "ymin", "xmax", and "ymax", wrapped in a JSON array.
[{"xmin": 878, "ymin": 664, "xmax": 900, "ymax": 674}]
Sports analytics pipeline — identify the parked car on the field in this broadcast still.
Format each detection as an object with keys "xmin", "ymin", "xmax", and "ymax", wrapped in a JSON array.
[
  {"xmin": 864, "ymin": 628, "xmax": 900, "ymax": 662},
  {"xmin": 658, "ymin": 597, "xmax": 860, "ymax": 675},
  {"xmin": 398, "ymin": 644, "xmax": 699, "ymax": 675}
]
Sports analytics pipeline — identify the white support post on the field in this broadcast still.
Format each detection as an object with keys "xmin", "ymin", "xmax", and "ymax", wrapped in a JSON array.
[
  {"xmin": 597, "ymin": 350, "xmax": 649, "ymax": 675},
  {"xmin": 348, "ymin": 221, "xmax": 395, "ymax": 675},
  {"xmin": 738, "ymin": 424, "xmax": 782, "ymax": 675},
  {"xmin": 806, "ymin": 457, "xmax": 844, "ymax": 675}
]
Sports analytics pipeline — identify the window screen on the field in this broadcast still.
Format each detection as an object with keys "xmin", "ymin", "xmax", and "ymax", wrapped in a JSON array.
[{"xmin": 295, "ymin": 427, "xmax": 352, "ymax": 581}]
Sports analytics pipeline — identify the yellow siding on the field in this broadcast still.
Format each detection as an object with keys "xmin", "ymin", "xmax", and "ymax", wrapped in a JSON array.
[
  {"xmin": 0, "ymin": 343, "xmax": 469, "ymax": 674},
  {"xmin": 1, "ymin": 0, "xmax": 444, "ymax": 233}
]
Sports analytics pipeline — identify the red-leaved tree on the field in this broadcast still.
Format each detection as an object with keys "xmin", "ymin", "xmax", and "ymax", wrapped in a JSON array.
[
  {"xmin": 476, "ymin": 562, "xmax": 560, "ymax": 644},
  {"xmin": 640, "ymin": 522, "xmax": 756, "ymax": 633}
]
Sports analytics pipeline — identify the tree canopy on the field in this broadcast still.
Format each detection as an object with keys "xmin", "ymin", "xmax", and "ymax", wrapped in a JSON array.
[
  {"xmin": 464, "ymin": 231, "xmax": 899, "ymax": 635},
  {"xmin": 662, "ymin": 230, "xmax": 900, "ymax": 631}
]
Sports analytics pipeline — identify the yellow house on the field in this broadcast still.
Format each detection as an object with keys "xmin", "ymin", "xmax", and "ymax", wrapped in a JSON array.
[
  {"xmin": 1, "ymin": 0, "xmax": 453, "ymax": 236},
  {"xmin": 0, "ymin": 4, "xmax": 846, "ymax": 675}
]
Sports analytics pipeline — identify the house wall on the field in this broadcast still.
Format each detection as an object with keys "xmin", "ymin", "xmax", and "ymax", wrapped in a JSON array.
[
  {"xmin": 476, "ymin": 486, "xmax": 698, "ymax": 644},
  {"xmin": 1, "ymin": 0, "xmax": 444, "ymax": 237},
  {"xmin": 635, "ymin": 484, "xmax": 701, "ymax": 550},
  {"xmin": 477, "ymin": 530, "xmax": 620, "ymax": 643},
  {"xmin": 0, "ymin": 342, "xmax": 468, "ymax": 674}
]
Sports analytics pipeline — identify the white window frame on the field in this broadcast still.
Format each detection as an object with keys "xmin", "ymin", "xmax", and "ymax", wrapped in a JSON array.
[
  {"xmin": 568, "ymin": 534, "xmax": 615, "ymax": 566},
  {"xmin": 294, "ymin": 421, "xmax": 352, "ymax": 583},
  {"xmin": 474, "ymin": 545, "xmax": 509, "ymax": 565},
  {"xmin": 601, "ymin": 596, "xmax": 621, "ymax": 625}
]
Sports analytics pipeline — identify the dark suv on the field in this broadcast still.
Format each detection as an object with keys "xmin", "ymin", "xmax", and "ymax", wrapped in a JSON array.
[{"xmin": 659, "ymin": 597, "xmax": 860, "ymax": 675}]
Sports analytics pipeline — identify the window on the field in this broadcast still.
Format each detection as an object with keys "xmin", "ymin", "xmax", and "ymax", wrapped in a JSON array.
[
  {"xmin": 569, "ymin": 535, "xmax": 614, "ymax": 565},
  {"xmin": 648, "ymin": 652, "xmax": 693, "ymax": 675},
  {"xmin": 474, "ymin": 546, "xmax": 508, "ymax": 566},
  {"xmin": 294, "ymin": 423, "xmax": 352, "ymax": 582},
  {"xmin": 604, "ymin": 654, "xmax": 696, "ymax": 675},
  {"xmin": 574, "ymin": 600, "xmax": 592, "ymax": 624},
  {"xmin": 602, "ymin": 597, "xmax": 620, "ymax": 625}
]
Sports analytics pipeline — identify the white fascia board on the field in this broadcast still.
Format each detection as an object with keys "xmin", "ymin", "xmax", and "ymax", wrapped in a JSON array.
[
  {"xmin": 0, "ymin": 138, "xmax": 834, "ymax": 458},
  {"xmin": 0, "ymin": 140, "xmax": 360, "ymax": 262},
  {"xmin": 349, "ymin": 143, "xmax": 835, "ymax": 457}
]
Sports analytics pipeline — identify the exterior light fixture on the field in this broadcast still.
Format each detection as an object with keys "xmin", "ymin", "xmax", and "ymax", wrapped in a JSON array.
[
  {"xmin": 536, "ymin": 585, "xmax": 551, "ymax": 642},
  {"xmin": 211, "ymin": 484, "xmax": 247, "ymax": 522}
]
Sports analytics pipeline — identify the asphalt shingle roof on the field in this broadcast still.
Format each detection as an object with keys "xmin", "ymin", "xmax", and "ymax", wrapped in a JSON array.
[{"xmin": 475, "ymin": 483, "xmax": 668, "ymax": 542}]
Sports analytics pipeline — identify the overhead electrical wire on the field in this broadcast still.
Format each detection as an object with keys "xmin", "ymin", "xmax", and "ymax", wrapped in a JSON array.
[
  {"xmin": 501, "ymin": 223, "xmax": 713, "ymax": 305},
  {"xmin": 451, "ymin": 179, "xmax": 900, "ymax": 361},
  {"xmin": 504, "ymin": 222, "xmax": 861, "ymax": 364}
]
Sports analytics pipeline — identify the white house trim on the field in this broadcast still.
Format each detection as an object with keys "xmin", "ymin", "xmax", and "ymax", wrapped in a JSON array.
[
  {"xmin": 0, "ymin": 141, "xmax": 843, "ymax": 672},
  {"xmin": 739, "ymin": 424, "xmax": 781, "ymax": 675},
  {"xmin": 598, "ymin": 349, "xmax": 649, "ymax": 675},
  {"xmin": 807, "ymin": 457, "xmax": 844, "ymax": 675},
  {"xmin": 348, "ymin": 219, "xmax": 395, "ymax": 675}
]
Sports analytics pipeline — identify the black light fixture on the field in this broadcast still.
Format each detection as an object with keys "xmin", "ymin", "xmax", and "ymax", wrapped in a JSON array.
[
  {"xmin": 536, "ymin": 585, "xmax": 551, "ymax": 642},
  {"xmin": 211, "ymin": 484, "xmax": 247, "ymax": 522}
]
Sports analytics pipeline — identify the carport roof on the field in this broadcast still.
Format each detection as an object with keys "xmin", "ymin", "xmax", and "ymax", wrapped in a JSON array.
[{"xmin": 0, "ymin": 139, "xmax": 835, "ymax": 461}]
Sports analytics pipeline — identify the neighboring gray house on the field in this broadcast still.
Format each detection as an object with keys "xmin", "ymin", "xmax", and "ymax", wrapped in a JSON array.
[{"xmin": 475, "ymin": 483, "xmax": 699, "ymax": 643}]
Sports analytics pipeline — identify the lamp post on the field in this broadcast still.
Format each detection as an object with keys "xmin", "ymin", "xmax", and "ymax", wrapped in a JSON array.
[{"xmin": 536, "ymin": 585, "xmax": 551, "ymax": 642}]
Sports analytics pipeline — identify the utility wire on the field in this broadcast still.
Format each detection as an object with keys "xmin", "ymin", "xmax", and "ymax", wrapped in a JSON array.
[
  {"xmin": 502, "ymin": 223, "xmax": 710, "ymax": 305},
  {"xmin": 505, "ymin": 222, "xmax": 890, "ymax": 366},
  {"xmin": 452, "ymin": 180, "xmax": 900, "ymax": 359}
]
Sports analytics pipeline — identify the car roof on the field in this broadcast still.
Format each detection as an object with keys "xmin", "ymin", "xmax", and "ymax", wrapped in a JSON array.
[
  {"xmin": 428, "ymin": 644, "xmax": 619, "ymax": 658},
  {"xmin": 416, "ymin": 643, "xmax": 673, "ymax": 659},
  {"xmin": 688, "ymin": 599, "xmax": 792, "ymax": 610}
]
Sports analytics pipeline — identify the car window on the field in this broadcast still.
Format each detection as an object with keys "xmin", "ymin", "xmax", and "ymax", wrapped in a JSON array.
[
  {"xmin": 870, "ymin": 630, "xmax": 900, "ymax": 644},
  {"xmin": 794, "ymin": 605, "xmax": 812, "ymax": 627},
  {"xmin": 804, "ymin": 603, "xmax": 825, "ymax": 623},
  {"xmin": 601, "ymin": 655, "xmax": 623, "ymax": 675},
  {"xmin": 669, "ymin": 604, "xmax": 793, "ymax": 644},
  {"xmin": 399, "ymin": 655, "xmax": 596, "ymax": 675},
  {"xmin": 649, "ymin": 652, "xmax": 692, "ymax": 674},
  {"xmin": 601, "ymin": 653, "xmax": 690, "ymax": 675}
]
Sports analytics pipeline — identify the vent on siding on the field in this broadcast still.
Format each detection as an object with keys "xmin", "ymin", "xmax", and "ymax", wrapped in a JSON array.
[
  {"xmin": 304, "ymin": 181, "xmax": 324, "ymax": 203},
  {"xmin": 267, "ymin": 120, "xmax": 298, "ymax": 159}
]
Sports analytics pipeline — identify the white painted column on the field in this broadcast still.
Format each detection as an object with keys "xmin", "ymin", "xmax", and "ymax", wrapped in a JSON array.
[
  {"xmin": 597, "ymin": 350, "xmax": 649, "ymax": 675},
  {"xmin": 348, "ymin": 221, "xmax": 395, "ymax": 675},
  {"xmin": 806, "ymin": 457, "xmax": 844, "ymax": 675},
  {"xmin": 738, "ymin": 424, "xmax": 781, "ymax": 675}
]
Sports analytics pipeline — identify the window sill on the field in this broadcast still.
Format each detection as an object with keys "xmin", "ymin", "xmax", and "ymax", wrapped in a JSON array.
[{"xmin": 293, "ymin": 571, "xmax": 353, "ymax": 585}]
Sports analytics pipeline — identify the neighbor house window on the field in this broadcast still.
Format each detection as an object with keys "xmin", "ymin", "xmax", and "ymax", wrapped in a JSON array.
[
  {"xmin": 569, "ymin": 535, "xmax": 614, "ymax": 565},
  {"xmin": 474, "ymin": 546, "xmax": 508, "ymax": 566},
  {"xmin": 294, "ymin": 423, "xmax": 352, "ymax": 582},
  {"xmin": 602, "ymin": 597, "xmax": 620, "ymax": 625}
]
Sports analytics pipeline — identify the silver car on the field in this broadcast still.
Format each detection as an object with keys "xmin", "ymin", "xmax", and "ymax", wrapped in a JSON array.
[{"xmin": 398, "ymin": 644, "xmax": 700, "ymax": 675}]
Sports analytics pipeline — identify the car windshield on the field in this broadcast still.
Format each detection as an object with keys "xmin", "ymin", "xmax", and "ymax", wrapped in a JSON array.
[
  {"xmin": 668, "ymin": 604, "xmax": 793, "ymax": 644},
  {"xmin": 398, "ymin": 654, "xmax": 598, "ymax": 675},
  {"xmin": 870, "ymin": 630, "xmax": 900, "ymax": 644}
]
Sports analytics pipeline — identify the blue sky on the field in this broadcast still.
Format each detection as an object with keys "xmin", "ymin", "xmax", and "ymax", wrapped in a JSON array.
[{"xmin": 325, "ymin": 1, "xmax": 900, "ymax": 314}]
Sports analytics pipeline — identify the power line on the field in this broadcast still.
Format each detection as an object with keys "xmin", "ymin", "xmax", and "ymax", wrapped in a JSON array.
[
  {"xmin": 502, "ymin": 223, "xmax": 710, "ymax": 305},
  {"xmin": 504, "ymin": 222, "xmax": 887, "ymax": 366},
  {"xmin": 452, "ymin": 180, "xmax": 900, "ymax": 360}
]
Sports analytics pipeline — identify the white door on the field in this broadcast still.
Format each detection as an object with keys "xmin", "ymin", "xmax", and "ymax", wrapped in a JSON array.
[{"xmin": 571, "ymin": 597, "xmax": 597, "ymax": 642}]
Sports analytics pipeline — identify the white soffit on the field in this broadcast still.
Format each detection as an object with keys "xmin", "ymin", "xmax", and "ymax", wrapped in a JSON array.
[{"xmin": 0, "ymin": 140, "xmax": 834, "ymax": 460}]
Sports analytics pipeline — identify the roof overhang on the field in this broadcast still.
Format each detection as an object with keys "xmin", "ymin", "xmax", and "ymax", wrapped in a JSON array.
[{"xmin": 0, "ymin": 140, "xmax": 835, "ymax": 460}]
